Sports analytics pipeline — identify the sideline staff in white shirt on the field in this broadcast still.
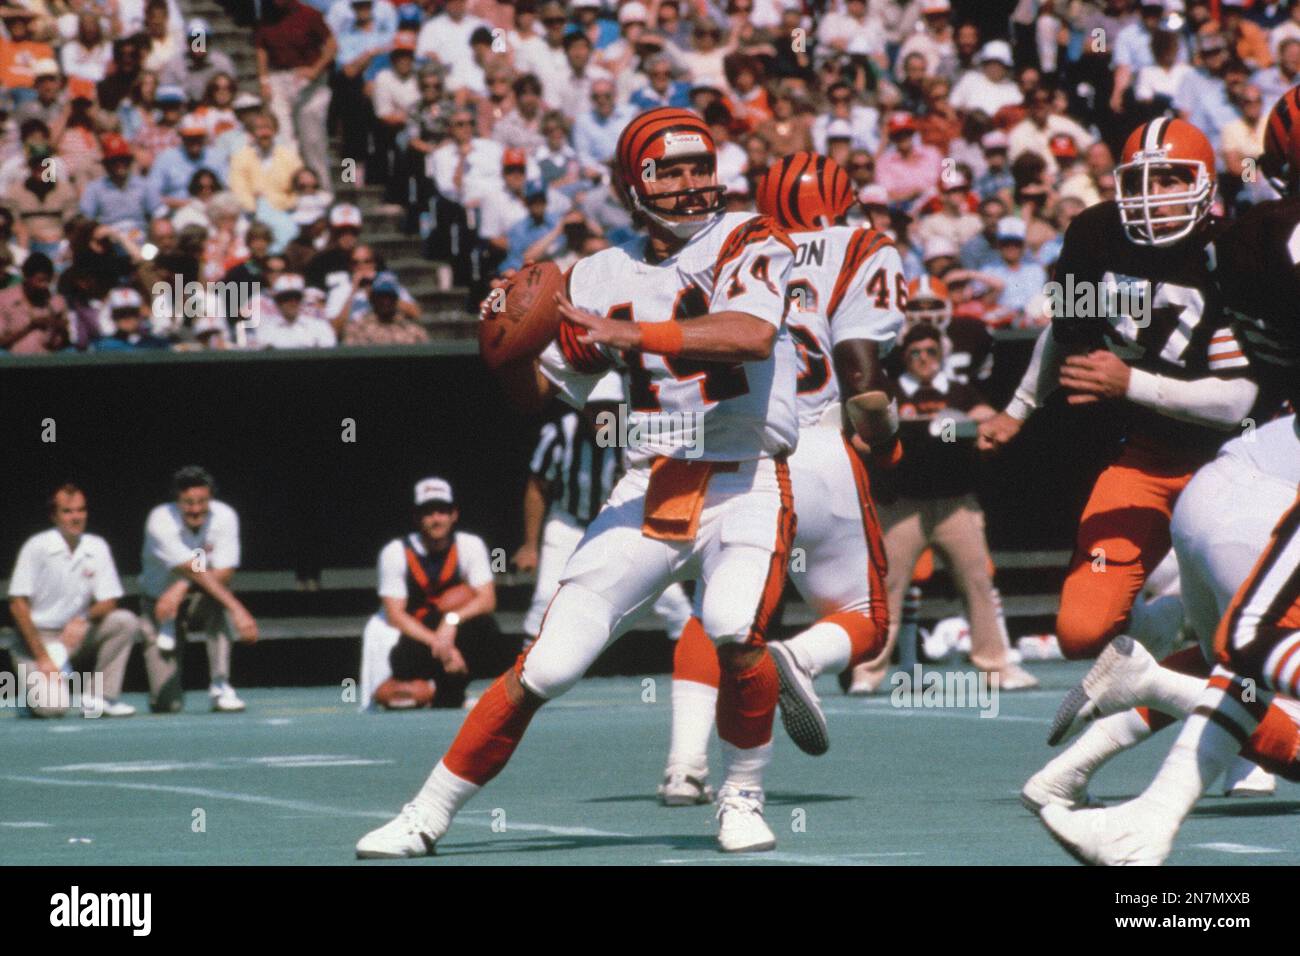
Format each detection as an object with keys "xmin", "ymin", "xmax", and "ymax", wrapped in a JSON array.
[
  {"xmin": 139, "ymin": 466, "xmax": 259, "ymax": 713},
  {"xmin": 6, "ymin": 484, "xmax": 141, "ymax": 717}
]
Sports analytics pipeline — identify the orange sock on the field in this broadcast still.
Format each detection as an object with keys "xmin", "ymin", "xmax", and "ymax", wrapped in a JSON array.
[
  {"xmin": 673, "ymin": 616, "xmax": 720, "ymax": 688},
  {"xmin": 1243, "ymin": 704, "xmax": 1300, "ymax": 782},
  {"xmin": 442, "ymin": 671, "xmax": 542, "ymax": 786},
  {"xmin": 716, "ymin": 651, "xmax": 778, "ymax": 749},
  {"xmin": 823, "ymin": 611, "xmax": 885, "ymax": 668}
]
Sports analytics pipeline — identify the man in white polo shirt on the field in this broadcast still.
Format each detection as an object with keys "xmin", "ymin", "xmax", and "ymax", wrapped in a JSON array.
[
  {"xmin": 258, "ymin": 274, "xmax": 337, "ymax": 349},
  {"xmin": 139, "ymin": 465, "xmax": 259, "ymax": 713},
  {"xmin": 358, "ymin": 477, "xmax": 499, "ymax": 711},
  {"xmin": 6, "ymin": 483, "xmax": 140, "ymax": 718}
]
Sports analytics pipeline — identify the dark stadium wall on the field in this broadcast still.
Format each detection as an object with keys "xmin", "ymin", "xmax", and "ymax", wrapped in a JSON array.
[{"xmin": 0, "ymin": 343, "xmax": 1116, "ymax": 580}]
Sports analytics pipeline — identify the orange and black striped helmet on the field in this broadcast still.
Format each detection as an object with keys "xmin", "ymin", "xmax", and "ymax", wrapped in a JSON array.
[
  {"xmin": 615, "ymin": 107, "xmax": 725, "ymax": 232},
  {"xmin": 1263, "ymin": 85, "xmax": 1300, "ymax": 196},
  {"xmin": 755, "ymin": 152, "xmax": 855, "ymax": 231}
]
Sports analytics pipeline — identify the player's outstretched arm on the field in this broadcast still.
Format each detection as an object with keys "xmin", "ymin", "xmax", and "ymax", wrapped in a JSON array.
[
  {"xmin": 557, "ymin": 293, "xmax": 776, "ymax": 362},
  {"xmin": 978, "ymin": 323, "xmax": 1061, "ymax": 455}
]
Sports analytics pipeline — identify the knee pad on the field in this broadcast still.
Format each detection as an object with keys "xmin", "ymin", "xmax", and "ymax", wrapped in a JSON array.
[{"xmin": 521, "ymin": 583, "xmax": 620, "ymax": 699}]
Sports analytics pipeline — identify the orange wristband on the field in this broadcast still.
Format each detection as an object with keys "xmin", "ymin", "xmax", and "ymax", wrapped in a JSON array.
[{"xmin": 636, "ymin": 321, "xmax": 684, "ymax": 356}]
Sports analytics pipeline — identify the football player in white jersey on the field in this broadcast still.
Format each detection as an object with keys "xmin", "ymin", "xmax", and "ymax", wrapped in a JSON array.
[
  {"xmin": 654, "ymin": 151, "xmax": 906, "ymax": 804},
  {"xmin": 358, "ymin": 106, "xmax": 805, "ymax": 857}
]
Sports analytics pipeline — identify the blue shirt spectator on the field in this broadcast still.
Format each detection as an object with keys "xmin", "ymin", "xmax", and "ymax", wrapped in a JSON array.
[
  {"xmin": 502, "ymin": 202, "xmax": 560, "ymax": 273},
  {"xmin": 79, "ymin": 139, "xmax": 150, "ymax": 233},
  {"xmin": 573, "ymin": 84, "xmax": 633, "ymax": 168},
  {"xmin": 984, "ymin": 218, "xmax": 1047, "ymax": 314},
  {"xmin": 145, "ymin": 132, "xmax": 224, "ymax": 212}
]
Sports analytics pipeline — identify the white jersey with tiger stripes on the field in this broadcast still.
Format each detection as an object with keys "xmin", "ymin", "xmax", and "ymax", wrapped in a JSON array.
[
  {"xmin": 783, "ymin": 224, "xmax": 907, "ymax": 427},
  {"xmin": 539, "ymin": 210, "xmax": 801, "ymax": 465}
]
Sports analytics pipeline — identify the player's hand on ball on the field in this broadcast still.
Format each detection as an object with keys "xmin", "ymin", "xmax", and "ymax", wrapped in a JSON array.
[
  {"xmin": 1059, "ymin": 349, "xmax": 1130, "ymax": 403},
  {"xmin": 555, "ymin": 293, "xmax": 641, "ymax": 350},
  {"xmin": 976, "ymin": 411, "xmax": 1024, "ymax": 455},
  {"xmin": 512, "ymin": 543, "xmax": 538, "ymax": 573},
  {"xmin": 231, "ymin": 606, "xmax": 258, "ymax": 643}
]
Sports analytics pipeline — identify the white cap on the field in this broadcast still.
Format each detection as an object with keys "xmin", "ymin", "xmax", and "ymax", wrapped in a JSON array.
[
  {"xmin": 589, "ymin": 370, "xmax": 623, "ymax": 403},
  {"xmin": 978, "ymin": 40, "xmax": 1013, "ymax": 67},
  {"xmin": 108, "ymin": 287, "xmax": 143, "ymax": 311},
  {"xmin": 329, "ymin": 203, "xmax": 363, "ymax": 228},
  {"xmin": 273, "ymin": 273, "xmax": 306, "ymax": 296},
  {"xmin": 996, "ymin": 215, "xmax": 1027, "ymax": 242},
  {"xmin": 825, "ymin": 117, "xmax": 853, "ymax": 140},
  {"xmin": 618, "ymin": 1, "xmax": 647, "ymax": 24},
  {"xmin": 414, "ymin": 476, "xmax": 454, "ymax": 506},
  {"xmin": 33, "ymin": 58, "xmax": 60, "ymax": 77},
  {"xmin": 980, "ymin": 130, "xmax": 1009, "ymax": 151},
  {"xmin": 858, "ymin": 183, "xmax": 889, "ymax": 207},
  {"xmin": 232, "ymin": 92, "xmax": 263, "ymax": 111},
  {"xmin": 923, "ymin": 237, "xmax": 958, "ymax": 261}
]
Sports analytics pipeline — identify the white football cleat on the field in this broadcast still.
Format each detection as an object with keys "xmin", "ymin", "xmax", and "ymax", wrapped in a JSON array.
[
  {"xmin": 1021, "ymin": 758, "xmax": 1102, "ymax": 813},
  {"xmin": 356, "ymin": 802, "xmax": 442, "ymax": 859},
  {"xmin": 658, "ymin": 765, "xmax": 713, "ymax": 807},
  {"xmin": 1222, "ymin": 757, "xmax": 1277, "ymax": 798},
  {"xmin": 1049, "ymin": 636, "xmax": 1155, "ymax": 746},
  {"xmin": 1039, "ymin": 800, "xmax": 1174, "ymax": 866},
  {"xmin": 209, "ymin": 682, "xmax": 246, "ymax": 713},
  {"xmin": 768, "ymin": 642, "xmax": 829, "ymax": 756},
  {"xmin": 82, "ymin": 697, "xmax": 136, "ymax": 718},
  {"xmin": 715, "ymin": 786, "xmax": 776, "ymax": 853}
]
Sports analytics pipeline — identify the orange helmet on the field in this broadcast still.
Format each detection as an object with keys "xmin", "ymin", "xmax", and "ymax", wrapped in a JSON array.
[
  {"xmin": 1115, "ymin": 117, "xmax": 1216, "ymax": 246},
  {"xmin": 754, "ymin": 151, "xmax": 855, "ymax": 230},
  {"xmin": 905, "ymin": 275, "xmax": 951, "ymax": 331},
  {"xmin": 615, "ymin": 107, "xmax": 725, "ymax": 238},
  {"xmin": 1262, "ymin": 85, "xmax": 1300, "ymax": 196}
]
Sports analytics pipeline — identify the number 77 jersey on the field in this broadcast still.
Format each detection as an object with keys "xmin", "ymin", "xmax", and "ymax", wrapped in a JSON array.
[
  {"xmin": 784, "ymin": 225, "xmax": 907, "ymax": 427},
  {"xmin": 541, "ymin": 210, "xmax": 803, "ymax": 465}
]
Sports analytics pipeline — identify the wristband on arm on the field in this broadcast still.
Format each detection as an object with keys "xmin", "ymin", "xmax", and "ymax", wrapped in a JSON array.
[{"xmin": 636, "ymin": 321, "xmax": 684, "ymax": 356}]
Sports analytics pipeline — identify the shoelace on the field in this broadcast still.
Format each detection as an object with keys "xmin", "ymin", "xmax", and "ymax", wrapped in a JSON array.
[{"xmin": 716, "ymin": 790, "xmax": 763, "ymax": 822}]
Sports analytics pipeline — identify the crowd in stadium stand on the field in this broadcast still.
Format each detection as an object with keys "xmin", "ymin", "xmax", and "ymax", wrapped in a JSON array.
[{"xmin": 0, "ymin": 0, "xmax": 1292, "ymax": 354}]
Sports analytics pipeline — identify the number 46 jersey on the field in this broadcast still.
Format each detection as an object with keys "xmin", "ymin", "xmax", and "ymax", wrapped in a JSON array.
[
  {"xmin": 539, "ymin": 210, "xmax": 802, "ymax": 466},
  {"xmin": 782, "ymin": 225, "xmax": 907, "ymax": 427}
]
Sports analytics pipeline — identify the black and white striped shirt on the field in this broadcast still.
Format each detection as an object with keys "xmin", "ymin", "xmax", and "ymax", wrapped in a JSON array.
[{"xmin": 529, "ymin": 413, "xmax": 623, "ymax": 525}]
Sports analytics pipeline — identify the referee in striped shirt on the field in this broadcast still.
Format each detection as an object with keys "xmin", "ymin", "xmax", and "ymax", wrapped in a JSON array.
[{"xmin": 513, "ymin": 372, "xmax": 692, "ymax": 642}]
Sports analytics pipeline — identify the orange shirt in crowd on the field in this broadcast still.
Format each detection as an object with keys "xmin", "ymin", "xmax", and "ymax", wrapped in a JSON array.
[{"xmin": 0, "ymin": 37, "xmax": 55, "ymax": 89}]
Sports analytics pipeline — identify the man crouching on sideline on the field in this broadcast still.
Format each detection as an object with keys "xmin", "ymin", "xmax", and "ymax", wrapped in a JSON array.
[
  {"xmin": 358, "ymin": 477, "xmax": 500, "ymax": 711},
  {"xmin": 6, "ymin": 483, "xmax": 141, "ymax": 718}
]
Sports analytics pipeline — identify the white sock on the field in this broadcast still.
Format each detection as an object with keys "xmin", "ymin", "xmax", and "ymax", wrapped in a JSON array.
[
  {"xmin": 1140, "ymin": 671, "xmax": 1259, "ymax": 820},
  {"xmin": 667, "ymin": 679, "xmax": 716, "ymax": 771},
  {"xmin": 1138, "ymin": 664, "xmax": 1206, "ymax": 718},
  {"xmin": 1060, "ymin": 708, "xmax": 1152, "ymax": 779},
  {"xmin": 782, "ymin": 621, "xmax": 852, "ymax": 677},
  {"xmin": 412, "ymin": 760, "xmax": 480, "ymax": 832},
  {"xmin": 720, "ymin": 739, "xmax": 772, "ymax": 793}
]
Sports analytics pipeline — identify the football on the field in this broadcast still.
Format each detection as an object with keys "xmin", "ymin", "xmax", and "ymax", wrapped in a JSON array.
[{"xmin": 478, "ymin": 261, "xmax": 565, "ymax": 371}]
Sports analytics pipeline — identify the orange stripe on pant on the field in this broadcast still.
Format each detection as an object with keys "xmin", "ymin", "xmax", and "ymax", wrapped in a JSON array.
[
  {"xmin": 840, "ymin": 437, "xmax": 890, "ymax": 664},
  {"xmin": 716, "ymin": 458, "xmax": 794, "ymax": 750},
  {"xmin": 1056, "ymin": 444, "xmax": 1197, "ymax": 660}
]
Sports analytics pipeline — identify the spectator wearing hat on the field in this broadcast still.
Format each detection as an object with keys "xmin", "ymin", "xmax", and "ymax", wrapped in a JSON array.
[
  {"xmin": 59, "ymin": 12, "xmax": 113, "ymax": 84},
  {"xmin": 15, "ymin": 58, "xmax": 66, "ymax": 130},
  {"xmin": 915, "ymin": 170, "xmax": 981, "ymax": 250},
  {"xmin": 208, "ymin": 91, "xmax": 264, "ymax": 172},
  {"xmin": 324, "ymin": 242, "xmax": 417, "ymax": 332},
  {"xmin": 132, "ymin": 85, "xmax": 186, "ymax": 174},
  {"xmin": 972, "ymin": 131, "xmax": 1014, "ymax": 203},
  {"xmin": 1271, "ymin": 3, "xmax": 1300, "ymax": 59},
  {"xmin": 258, "ymin": 273, "xmax": 337, "ymax": 348},
  {"xmin": 254, "ymin": 0, "xmax": 336, "ymax": 186},
  {"xmin": 3, "ymin": 143, "xmax": 78, "ymax": 256},
  {"xmin": 157, "ymin": 17, "xmax": 237, "ymax": 104},
  {"xmin": 344, "ymin": 269, "xmax": 429, "ymax": 345},
  {"xmin": 626, "ymin": 52, "xmax": 686, "ymax": 113},
  {"xmin": 144, "ymin": 111, "xmax": 222, "ymax": 212},
  {"xmin": 358, "ymin": 476, "xmax": 500, "ymax": 711},
  {"xmin": 949, "ymin": 40, "xmax": 1021, "ymax": 116},
  {"xmin": 6, "ymin": 483, "xmax": 143, "ymax": 718},
  {"xmin": 0, "ymin": 10, "xmax": 55, "ymax": 107},
  {"xmin": 229, "ymin": 111, "xmax": 304, "ymax": 253},
  {"xmin": 415, "ymin": 0, "xmax": 487, "ymax": 83},
  {"xmin": 850, "ymin": 322, "xmax": 1035, "ymax": 694},
  {"xmin": 0, "ymin": 252, "xmax": 67, "ymax": 353},
  {"xmin": 875, "ymin": 111, "xmax": 942, "ymax": 206},
  {"xmin": 501, "ymin": 178, "xmax": 561, "ymax": 272},
  {"xmin": 93, "ymin": 287, "xmax": 170, "ymax": 350},
  {"xmin": 896, "ymin": 0, "xmax": 954, "ymax": 80},
  {"xmin": 812, "ymin": 82, "xmax": 879, "ymax": 155},
  {"xmin": 982, "ymin": 216, "xmax": 1046, "ymax": 318},
  {"xmin": 305, "ymin": 202, "xmax": 364, "ymax": 293},
  {"xmin": 79, "ymin": 133, "xmax": 150, "ymax": 234},
  {"xmin": 1007, "ymin": 85, "xmax": 1094, "ymax": 178},
  {"xmin": 572, "ymin": 0, "xmax": 617, "ymax": 50}
]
